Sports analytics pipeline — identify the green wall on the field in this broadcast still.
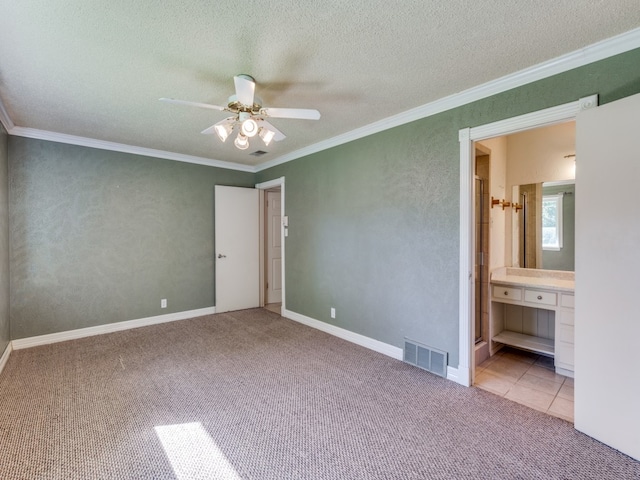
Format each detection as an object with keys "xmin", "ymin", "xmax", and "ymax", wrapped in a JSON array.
[
  {"xmin": 9, "ymin": 138, "xmax": 254, "ymax": 339},
  {"xmin": 257, "ymin": 47, "xmax": 640, "ymax": 366},
  {"xmin": 0, "ymin": 124, "xmax": 9, "ymax": 353},
  {"xmin": 4, "ymin": 47, "xmax": 640, "ymax": 366}
]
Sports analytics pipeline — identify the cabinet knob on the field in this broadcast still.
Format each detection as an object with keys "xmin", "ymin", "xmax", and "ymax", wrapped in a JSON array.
[
  {"xmin": 537, "ymin": 295, "xmax": 543, "ymax": 300},
  {"xmin": 504, "ymin": 291, "xmax": 508, "ymax": 296}
]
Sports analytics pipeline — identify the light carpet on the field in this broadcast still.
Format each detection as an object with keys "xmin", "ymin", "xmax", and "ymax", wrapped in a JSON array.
[{"xmin": 0, "ymin": 308, "xmax": 637, "ymax": 479}]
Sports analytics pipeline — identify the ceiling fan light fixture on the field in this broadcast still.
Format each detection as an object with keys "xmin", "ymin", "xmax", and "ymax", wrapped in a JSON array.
[
  {"xmin": 234, "ymin": 132, "xmax": 249, "ymax": 150},
  {"xmin": 214, "ymin": 123, "xmax": 233, "ymax": 142},
  {"xmin": 164, "ymin": 74, "xmax": 320, "ymax": 151},
  {"xmin": 259, "ymin": 127, "xmax": 275, "ymax": 146},
  {"xmin": 241, "ymin": 118, "xmax": 259, "ymax": 137}
]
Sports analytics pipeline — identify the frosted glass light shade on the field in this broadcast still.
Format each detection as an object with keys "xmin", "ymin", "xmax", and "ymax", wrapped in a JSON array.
[
  {"xmin": 214, "ymin": 123, "xmax": 233, "ymax": 142},
  {"xmin": 234, "ymin": 133, "xmax": 249, "ymax": 150},
  {"xmin": 259, "ymin": 128, "xmax": 275, "ymax": 146},
  {"xmin": 241, "ymin": 118, "xmax": 258, "ymax": 137}
]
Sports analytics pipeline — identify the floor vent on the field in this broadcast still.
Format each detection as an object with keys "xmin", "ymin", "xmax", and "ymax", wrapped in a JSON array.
[{"xmin": 403, "ymin": 338, "xmax": 448, "ymax": 378}]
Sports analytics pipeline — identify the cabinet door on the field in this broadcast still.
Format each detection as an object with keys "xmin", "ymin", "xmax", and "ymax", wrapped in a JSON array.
[{"xmin": 555, "ymin": 342, "xmax": 574, "ymax": 370}]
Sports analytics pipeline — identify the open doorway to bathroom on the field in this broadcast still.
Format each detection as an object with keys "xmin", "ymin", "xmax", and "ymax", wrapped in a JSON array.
[{"xmin": 471, "ymin": 121, "xmax": 576, "ymax": 423}]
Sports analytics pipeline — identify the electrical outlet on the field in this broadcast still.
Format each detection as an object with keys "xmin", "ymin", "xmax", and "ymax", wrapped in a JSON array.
[
  {"xmin": 330, "ymin": 307, "xmax": 336, "ymax": 319},
  {"xmin": 161, "ymin": 299, "xmax": 167, "ymax": 308}
]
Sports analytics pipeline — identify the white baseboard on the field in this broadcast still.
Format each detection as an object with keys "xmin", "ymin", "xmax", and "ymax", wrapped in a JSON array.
[
  {"xmin": 11, "ymin": 306, "xmax": 217, "ymax": 350},
  {"xmin": 447, "ymin": 365, "xmax": 470, "ymax": 386},
  {"xmin": 0, "ymin": 342, "xmax": 11, "ymax": 375},
  {"xmin": 283, "ymin": 309, "xmax": 404, "ymax": 361},
  {"xmin": 282, "ymin": 310, "xmax": 469, "ymax": 387},
  {"xmin": 284, "ymin": 310, "xmax": 466, "ymax": 385},
  {"xmin": 555, "ymin": 366, "xmax": 574, "ymax": 379}
]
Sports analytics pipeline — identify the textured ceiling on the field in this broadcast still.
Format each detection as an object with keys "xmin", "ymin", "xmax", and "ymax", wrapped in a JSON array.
[{"xmin": 1, "ymin": 1, "xmax": 639, "ymax": 168}]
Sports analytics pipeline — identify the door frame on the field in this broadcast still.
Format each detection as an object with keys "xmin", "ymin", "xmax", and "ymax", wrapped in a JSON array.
[
  {"xmin": 455, "ymin": 95, "xmax": 597, "ymax": 387},
  {"xmin": 256, "ymin": 176, "xmax": 286, "ymax": 313}
]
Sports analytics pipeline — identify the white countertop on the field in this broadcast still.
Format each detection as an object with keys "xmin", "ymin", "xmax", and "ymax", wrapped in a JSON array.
[{"xmin": 490, "ymin": 267, "xmax": 575, "ymax": 293}]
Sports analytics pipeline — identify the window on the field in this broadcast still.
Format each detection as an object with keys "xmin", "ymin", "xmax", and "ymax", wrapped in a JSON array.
[{"xmin": 542, "ymin": 193, "xmax": 563, "ymax": 250}]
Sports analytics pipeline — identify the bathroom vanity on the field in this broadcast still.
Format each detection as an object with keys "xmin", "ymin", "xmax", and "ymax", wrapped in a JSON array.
[{"xmin": 490, "ymin": 267, "xmax": 575, "ymax": 377}]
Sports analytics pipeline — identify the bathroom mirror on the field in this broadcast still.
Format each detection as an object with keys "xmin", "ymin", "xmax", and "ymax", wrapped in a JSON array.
[{"xmin": 511, "ymin": 180, "xmax": 575, "ymax": 271}]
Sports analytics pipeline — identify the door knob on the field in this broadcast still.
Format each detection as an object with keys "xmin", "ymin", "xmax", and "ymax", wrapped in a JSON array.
[{"xmin": 217, "ymin": 254, "xmax": 226, "ymax": 259}]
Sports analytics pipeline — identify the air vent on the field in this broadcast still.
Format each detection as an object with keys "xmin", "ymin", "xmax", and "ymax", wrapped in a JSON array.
[
  {"xmin": 403, "ymin": 338, "xmax": 448, "ymax": 378},
  {"xmin": 250, "ymin": 150, "xmax": 269, "ymax": 157}
]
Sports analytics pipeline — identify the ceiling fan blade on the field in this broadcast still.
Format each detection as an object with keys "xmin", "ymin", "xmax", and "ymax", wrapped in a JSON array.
[
  {"xmin": 257, "ymin": 120, "xmax": 286, "ymax": 141},
  {"xmin": 159, "ymin": 98, "xmax": 226, "ymax": 111},
  {"xmin": 234, "ymin": 75, "xmax": 256, "ymax": 106},
  {"xmin": 260, "ymin": 107, "xmax": 321, "ymax": 120},
  {"xmin": 200, "ymin": 125, "xmax": 217, "ymax": 135}
]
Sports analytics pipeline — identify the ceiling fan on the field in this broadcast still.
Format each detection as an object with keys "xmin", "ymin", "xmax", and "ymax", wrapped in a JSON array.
[{"xmin": 160, "ymin": 74, "xmax": 321, "ymax": 150}]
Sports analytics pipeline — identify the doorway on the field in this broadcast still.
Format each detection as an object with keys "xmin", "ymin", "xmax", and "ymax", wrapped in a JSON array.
[
  {"xmin": 456, "ymin": 95, "xmax": 596, "ymax": 387},
  {"xmin": 465, "ymin": 116, "xmax": 579, "ymax": 422},
  {"xmin": 256, "ymin": 177, "xmax": 286, "ymax": 315}
]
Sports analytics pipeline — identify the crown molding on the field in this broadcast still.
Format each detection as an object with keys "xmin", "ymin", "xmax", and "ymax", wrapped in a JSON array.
[
  {"xmin": 256, "ymin": 27, "xmax": 640, "ymax": 172},
  {"xmin": 1, "ymin": 27, "xmax": 639, "ymax": 173},
  {"xmin": 8, "ymin": 126, "xmax": 256, "ymax": 172},
  {"xmin": 0, "ymin": 98, "xmax": 15, "ymax": 133}
]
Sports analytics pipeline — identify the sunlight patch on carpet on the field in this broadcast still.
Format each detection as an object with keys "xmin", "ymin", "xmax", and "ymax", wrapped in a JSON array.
[{"xmin": 155, "ymin": 422, "xmax": 241, "ymax": 480}]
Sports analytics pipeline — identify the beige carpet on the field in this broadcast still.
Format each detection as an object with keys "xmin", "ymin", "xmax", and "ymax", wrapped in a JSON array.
[{"xmin": 0, "ymin": 308, "xmax": 637, "ymax": 479}]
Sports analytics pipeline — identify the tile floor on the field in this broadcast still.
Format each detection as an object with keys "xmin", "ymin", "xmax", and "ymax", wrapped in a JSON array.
[{"xmin": 474, "ymin": 346, "xmax": 574, "ymax": 422}]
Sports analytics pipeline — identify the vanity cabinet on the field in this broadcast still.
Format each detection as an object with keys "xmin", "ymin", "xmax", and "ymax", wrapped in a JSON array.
[
  {"xmin": 555, "ymin": 294, "xmax": 575, "ymax": 374},
  {"xmin": 490, "ymin": 268, "xmax": 575, "ymax": 377}
]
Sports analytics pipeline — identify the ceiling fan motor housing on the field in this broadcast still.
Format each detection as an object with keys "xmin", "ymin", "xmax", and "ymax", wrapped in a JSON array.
[{"xmin": 227, "ymin": 95, "xmax": 263, "ymax": 114}]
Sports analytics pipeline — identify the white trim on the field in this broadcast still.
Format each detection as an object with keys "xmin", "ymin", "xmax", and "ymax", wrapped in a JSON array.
[
  {"xmin": 255, "ymin": 177, "xmax": 285, "ymax": 190},
  {"xmin": 468, "ymin": 95, "xmax": 596, "ymax": 140},
  {"xmin": 457, "ymin": 95, "xmax": 597, "ymax": 388},
  {"xmin": 255, "ymin": 177, "xmax": 286, "ymax": 312},
  {"xmin": 555, "ymin": 366, "xmax": 574, "ymax": 378},
  {"xmin": 9, "ymin": 127, "xmax": 255, "ymax": 173},
  {"xmin": 446, "ymin": 365, "xmax": 464, "ymax": 383},
  {"xmin": 286, "ymin": 308, "xmax": 463, "ymax": 383},
  {"xmin": 457, "ymin": 128, "xmax": 473, "ymax": 387},
  {"xmin": 11, "ymin": 306, "xmax": 216, "ymax": 350},
  {"xmin": 0, "ymin": 100, "xmax": 14, "ymax": 133},
  {"xmin": 283, "ymin": 309, "xmax": 403, "ymax": 361},
  {"xmin": 0, "ymin": 342, "xmax": 12, "ymax": 376}
]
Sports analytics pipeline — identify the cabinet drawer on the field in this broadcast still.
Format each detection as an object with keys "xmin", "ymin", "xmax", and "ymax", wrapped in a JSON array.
[
  {"xmin": 493, "ymin": 286, "xmax": 522, "ymax": 301},
  {"xmin": 524, "ymin": 289, "xmax": 557, "ymax": 306},
  {"xmin": 559, "ymin": 310, "xmax": 574, "ymax": 326},
  {"xmin": 560, "ymin": 294, "xmax": 574, "ymax": 308},
  {"xmin": 559, "ymin": 324, "xmax": 574, "ymax": 344}
]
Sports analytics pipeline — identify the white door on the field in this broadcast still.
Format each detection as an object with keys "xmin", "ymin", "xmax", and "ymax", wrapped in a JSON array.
[
  {"xmin": 265, "ymin": 190, "xmax": 282, "ymax": 304},
  {"xmin": 575, "ymin": 92, "xmax": 640, "ymax": 461},
  {"xmin": 215, "ymin": 185, "xmax": 259, "ymax": 313}
]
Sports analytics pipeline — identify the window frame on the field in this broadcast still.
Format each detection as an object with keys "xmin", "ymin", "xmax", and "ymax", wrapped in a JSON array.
[{"xmin": 542, "ymin": 193, "xmax": 564, "ymax": 251}]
